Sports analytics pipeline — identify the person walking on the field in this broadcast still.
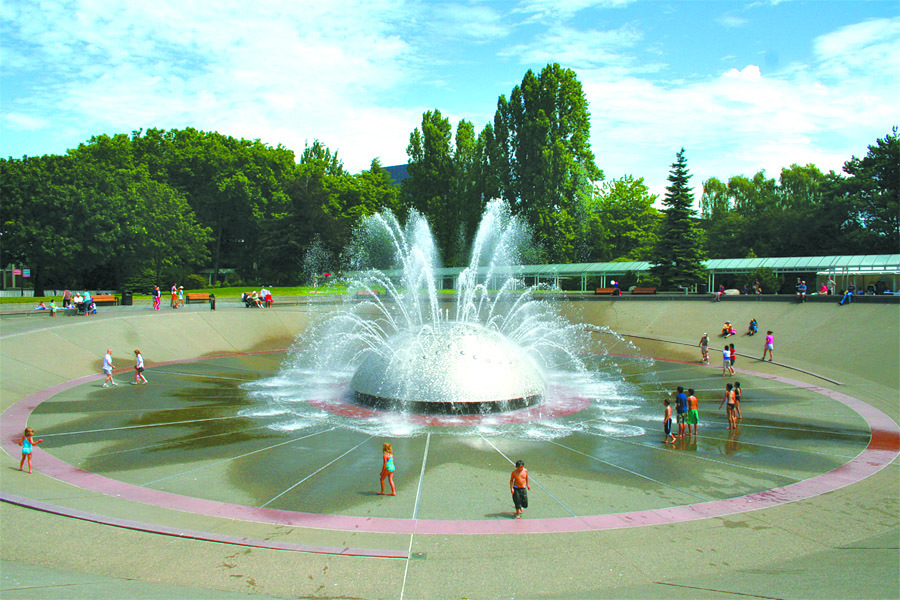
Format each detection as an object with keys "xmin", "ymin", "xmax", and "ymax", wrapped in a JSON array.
[
  {"xmin": 761, "ymin": 331, "xmax": 774, "ymax": 361},
  {"xmin": 152, "ymin": 285, "xmax": 161, "ymax": 310},
  {"xmin": 18, "ymin": 427, "xmax": 43, "ymax": 474},
  {"xmin": 510, "ymin": 460, "xmax": 530, "ymax": 519},
  {"xmin": 378, "ymin": 442, "xmax": 396, "ymax": 496},
  {"xmin": 102, "ymin": 349, "xmax": 117, "ymax": 387},
  {"xmin": 133, "ymin": 349, "xmax": 148, "ymax": 384},
  {"xmin": 698, "ymin": 333, "xmax": 709, "ymax": 363}
]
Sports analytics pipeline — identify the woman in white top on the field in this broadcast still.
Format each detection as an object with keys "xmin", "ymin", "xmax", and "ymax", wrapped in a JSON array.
[{"xmin": 133, "ymin": 349, "xmax": 148, "ymax": 384}]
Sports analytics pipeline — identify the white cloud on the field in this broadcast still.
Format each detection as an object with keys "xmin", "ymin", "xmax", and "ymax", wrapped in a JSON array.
[
  {"xmin": 499, "ymin": 23, "xmax": 645, "ymax": 69},
  {"xmin": 3, "ymin": 113, "xmax": 50, "ymax": 131},
  {"xmin": 717, "ymin": 14, "xmax": 749, "ymax": 28},
  {"xmin": 515, "ymin": 0, "xmax": 637, "ymax": 22}
]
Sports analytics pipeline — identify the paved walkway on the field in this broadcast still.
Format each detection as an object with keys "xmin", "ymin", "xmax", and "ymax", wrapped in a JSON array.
[{"xmin": 1, "ymin": 300, "xmax": 897, "ymax": 599}]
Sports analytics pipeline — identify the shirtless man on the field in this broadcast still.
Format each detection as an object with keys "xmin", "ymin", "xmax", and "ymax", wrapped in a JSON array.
[{"xmin": 510, "ymin": 460, "xmax": 530, "ymax": 519}]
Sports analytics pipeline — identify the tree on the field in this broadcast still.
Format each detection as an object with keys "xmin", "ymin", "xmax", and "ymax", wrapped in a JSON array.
[
  {"xmin": 841, "ymin": 128, "xmax": 899, "ymax": 253},
  {"xmin": 589, "ymin": 176, "xmax": 660, "ymax": 261},
  {"xmin": 489, "ymin": 63, "xmax": 603, "ymax": 262},
  {"xmin": 650, "ymin": 149, "xmax": 706, "ymax": 288}
]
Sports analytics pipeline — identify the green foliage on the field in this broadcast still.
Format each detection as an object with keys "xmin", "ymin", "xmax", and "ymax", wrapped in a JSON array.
[
  {"xmin": 587, "ymin": 175, "xmax": 660, "ymax": 261},
  {"xmin": 746, "ymin": 267, "xmax": 781, "ymax": 295},
  {"xmin": 649, "ymin": 149, "xmax": 707, "ymax": 288},
  {"xmin": 489, "ymin": 64, "xmax": 602, "ymax": 263},
  {"xmin": 840, "ymin": 127, "xmax": 899, "ymax": 253},
  {"xmin": 184, "ymin": 274, "xmax": 208, "ymax": 290}
]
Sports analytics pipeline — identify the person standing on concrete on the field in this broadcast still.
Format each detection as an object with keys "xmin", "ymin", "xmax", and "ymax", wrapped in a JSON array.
[
  {"xmin": 378, "ymin": 442, "xmax": 395, "ymax": 496},
  {"xmin": 674, "ymin": 386, "xmax": 688, "ymax": 438},
  {"xmin": 663, "ymin": 399, "xmax": 677, "ymax": 443},
  {"xmin": 510, "ymin": 460, "xmax": 530, "ymax": 518},
  {"xmin": 699, "ymin": 333, "xmax": 709, "ymax": 363},
  {"xmin": 686, "ymin": 389, "xmax": 700, "ymax": 435},
  {"xmin": 761, "ymin": 331, "xmax": 774, "ymax": 361},
  {"xmin": 102, "ymin": 349, "xmax": 117, "ymax": 387},
  {"xmin": 133, "ymin": 349, "xmax": 148, "ymax": 384},
  {"xmin": 152, "ymin": 285, "xmax": 161, "ymax": 310}
]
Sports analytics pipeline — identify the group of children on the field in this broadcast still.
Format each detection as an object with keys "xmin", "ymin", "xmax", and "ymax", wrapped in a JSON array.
[{"xmin": 663, "ymin": 381, "xmax": 744, "ymax": 442}]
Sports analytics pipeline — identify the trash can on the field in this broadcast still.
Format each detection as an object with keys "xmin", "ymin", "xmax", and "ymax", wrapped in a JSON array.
[
  {"xmin": 209, "ymin": 294, "xmax": 216, "ymax": 311},
  {"xmin": 121, "ymin": 290, "xmax": 133, "ymax": 306}
]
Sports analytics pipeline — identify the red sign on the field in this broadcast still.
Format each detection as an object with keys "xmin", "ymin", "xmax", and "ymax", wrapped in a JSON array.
[{"xmin": 12, "ymin": 269, "xmax": 21, "ymax": 275}]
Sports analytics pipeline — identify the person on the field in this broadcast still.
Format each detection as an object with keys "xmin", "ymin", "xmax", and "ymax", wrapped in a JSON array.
[
  {"xmin": 133, "ymin": 349, "xmax": 148, "ymax": 384},
  {"xmin": 379, "ymin": 442, "xmax": 396, "ymax": 496},
  {"xmin": 177, "ymin": 286, "xmax": 185, "ymax": 308},
  {"xmin": 747, "ymin": 318, "xmax": 758, "ymax": 336},
  {"xmin": 714, "ymin": 284, "xmax": 724, "ymax": 302},
  {"xmin": 251, "ymin": 291, "xmax": 263, "ymax": 308},
  {"xmin": 510, "ymin": 459, "xmax": 530, "ymax": 518},
  {"xmin": 839, "ymin": 286, "xmax": 854, "ymax": 305},
  {"xmin": 18, "ymin": 427, "xmax": 43, "ymax": 473},
  {"xmin": 761, "ymin": 331, "xmax": 774, "ymax": 362},
  {"xmin": 102, "ymin": 348, "xmax": 117, "ymax": 387},
  {"xmin": 729, "ymin": 343, "xmax": 737, "ymax": 375},
  {"xmin": 32, "ymin": 301, "xmax": 47, "ymax": 310},
  {"xmin": 663, "ymin": 399, "xmax": 676, "ymax": 443},
  {"xmin": 719, "ymin": 383, "xmax": 737, "ymax": 429},
  {"xmin": 686, "ymin": 388, "xmax": 699, "ymax": 435},
  {"xmin": 170, "ymin": 283, "xmax": 178, "ymax": 309},
  {"xmin": 819, "ymin": 282, "xmax": 828, "ymax": 295},
  {"xmin": 722, "ymin": 322, "xmax": 736, "ymax": 338},
  {"xmin": 698, "ymin": 333, "xmax": 709, "ymax": 363},
  {"xmin": 49, "ymin": 300, "xmax": 57, "ymax": 317},
  {"xmin": 260, "ymin": 286, "xmax": 273, "ymax": 308},
  {"xmin": 152, "ymin": 285, "xmax": 161, "ymax": 310},
  {"xmin": 722, "ymin": 346, "xmax": 733, "ymax": 376},
  {"xmin": 753, "ymin": 280, "xmax": 762, "ymax": 295},
  {"xmin": 62, "ymin": 288, "xmax": 72, "ymax": 308},
  {"xmin": 72, "ymin": 292, "xmax": 83, "ymax": 306},
  {"xmin": 797, "ymin": 280, "xmax": 807, "ymax": 303},
  {"xmin": 734, "ymin": 381, "xmax": 743, "ymax": 421},
  {"xmin": 674, "ymin": 386, "xmax": 688, "ymax": 438},
  {"xmin": 827, "ymin": 277, "xmax": 836, "ymax": 295}
]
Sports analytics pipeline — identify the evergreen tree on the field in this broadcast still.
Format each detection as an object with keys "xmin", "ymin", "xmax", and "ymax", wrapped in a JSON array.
[{"xmin": 650, "ymin": 149, "xmax": 707, "ymax": 288}]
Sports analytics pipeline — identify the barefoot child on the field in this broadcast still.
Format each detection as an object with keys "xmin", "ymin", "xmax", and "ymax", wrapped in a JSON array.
[
  {"xmin": 719, "ymin": 383, "xmax": 737, "ymax": 429},
  {"xmin": 663, "ymin": 399, "xmax": 676, "ymax": 443},
  {"xmin": 687, "ymin": 388, "xmax": 700, "ymax": 435},
  {"xmin": 379, "ymin": 442, "xmax": 396, "ymax": 495},
  {"xmin": 19, "ymin": 427, "xmax": 43, "ymax": 473},
  {"xmin": 133, "ymin": 349, "xmax": 148, "ymax": 384},
  {"xmin": 510, "ymin": 460, "xmax": 530, "ymax": 518},
  {"xmin": 734, "ymin": 381, "xmax": 743, "ymax": 421}
]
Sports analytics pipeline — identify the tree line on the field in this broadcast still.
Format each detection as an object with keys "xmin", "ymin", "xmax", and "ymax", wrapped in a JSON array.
[{"xmin": 1, "ymin": 63, "xmax": 896, "ymax": 294}]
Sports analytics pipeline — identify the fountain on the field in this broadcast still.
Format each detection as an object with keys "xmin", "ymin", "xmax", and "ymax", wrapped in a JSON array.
[{"xmin": 247, "ymin": 200, "xmax": 646, "ymax": 438}]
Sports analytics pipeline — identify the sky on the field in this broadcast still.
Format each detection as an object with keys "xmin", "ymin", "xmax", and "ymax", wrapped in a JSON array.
[{"xmin": 2, "ymin": 0, "xmax": 898, "ymax": 200}]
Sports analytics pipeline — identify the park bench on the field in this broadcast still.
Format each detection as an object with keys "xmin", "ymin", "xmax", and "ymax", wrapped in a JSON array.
[
  {"xmin": 91, "ymin": 294, "xmax": 118, "ymax": 306},
  {"xmin": 631, "ymin": 287, "xmax": 656, "ymax": 295},
  {"xmin": 185, "ymin": 293, "xmax": 210, "ymax": 304},
  {"xmin": 594, "ymin": 288, "xmax": 620, "ymax": 295}
]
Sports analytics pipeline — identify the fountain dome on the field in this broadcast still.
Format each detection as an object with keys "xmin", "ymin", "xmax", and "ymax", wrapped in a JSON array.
[{"xmin": 350, "ymin": 321, "xmax": 545, "ymax": 414}]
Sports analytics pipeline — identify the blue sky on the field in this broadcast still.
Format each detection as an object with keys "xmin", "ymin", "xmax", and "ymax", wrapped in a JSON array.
[{"xmin": 2, "ymin": 0, "xmax": 897, "ymax": 199}]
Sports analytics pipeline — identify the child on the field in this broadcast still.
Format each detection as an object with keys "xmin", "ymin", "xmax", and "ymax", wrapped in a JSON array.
[
  {"xmin": 510, "ymin": 459, "xmax": 530, "ymax": 518},
  {"xmin": 133, "ymin": 349, "xmax": 148, "ymax": 384},
  {"xmin": 722, "ymin": 346, "xmax": 732, "ymax": 377},
  {"xmin": 686, "ymin": 388, "xmax": 700, "ymax": 435},
  {"xmin": 761, "ymin": 331, "xmax": 774, "ymax": 361},
  {"xmin": 663, "ymin": 399, "xmax": 676, "ymax": 443},
  {"xmin": 719, "ymin": 383, "xmax": 737, "ymax": 429},
  {"xmin": 747, "ymin": 319, "xmax": 758, "ymax": 336},
  {"xmin": 102, "ymin": 349, "xmax": 117, "ymax": 387},
  {"xmin": 379, "ymin": 442, "xmax": 396, "ymax": 496},
  {"xmin": 49, "ymin": 300, "xmax": 57, "ymax": 317},
  {"xmin": 734, "ymin": 381, "xmax": 743, "ymax": 421},
  {"xmin": 19, "ymin": 427, "xmax": 43, "ymax": 473},
  {"xmin": 729, "ymin": 343, "xmax": 737, "ymax": 375},
  {"xmin": 177, "ymin": 286, "xmax": 185, "ymax": 308},
  {"xmin": 698, "ymin": 333, "xmax": 709, "ymax": 363}
]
